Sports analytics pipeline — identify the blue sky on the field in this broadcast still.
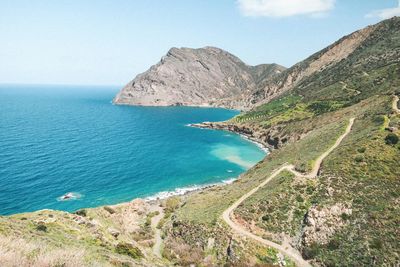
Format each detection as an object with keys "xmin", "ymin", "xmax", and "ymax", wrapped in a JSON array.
[{"xmin": 0, "ymin": 0, "xmax": 399, "ymax": 86}]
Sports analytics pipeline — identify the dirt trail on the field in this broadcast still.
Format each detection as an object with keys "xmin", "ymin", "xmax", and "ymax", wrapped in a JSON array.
[
  {"xmin": 150, "ymin": 205, "xmax": 164, "ymax": 258},
  {"xmin": 222, "ymin": 118, "xmax": 355, "ymax": 267}
]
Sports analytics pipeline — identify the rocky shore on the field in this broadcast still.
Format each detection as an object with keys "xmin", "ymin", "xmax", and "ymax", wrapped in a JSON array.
[{"xmin": 188, "ymin": 121, "xmax": 271, "ymax": 152}]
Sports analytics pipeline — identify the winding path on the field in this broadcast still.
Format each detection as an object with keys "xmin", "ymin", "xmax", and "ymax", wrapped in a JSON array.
[
  {"xmin": 151, "ymin": 206, "xmax": 164, "ymax": 258},
  {"xmin": 222, "ymin": 118, "xmax": 355, "ymax": 267}
]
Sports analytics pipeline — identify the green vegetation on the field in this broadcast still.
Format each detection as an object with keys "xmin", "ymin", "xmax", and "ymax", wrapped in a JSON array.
[
  {"xmin": 115, "ymin": 242, "xmax": 143, "ymax": 259},
  {"xmin": 35, "ymin": 224, "xmax": 47, "ymax": 232},
  {"xmin": 0, "ymin": 203, "xmax": 167, "ymax": 266},
  {"xmin": 167, "ymin": 68, "xmax": 399, "ymax": 265},
  {"xmin": 164, "ymin": 196, "xmax": 180, "ymax": 213},
  {"xmin": 175, "ymin": 112, "xmax": 349, "ymax": 224},
  {"xmin": 306, "ymin": 100, "xmax": 346, "ymax": 115},
  {"xmin": 74, "ymin": 209, "xmax": 87, "ymax": 217},
  {"xmin": 233, "ymin": 94, "xmax": 302, "ymax": 122},
  {"xmin": 385, "ymin": 132, "xmax": 399, "ymax": 145}
]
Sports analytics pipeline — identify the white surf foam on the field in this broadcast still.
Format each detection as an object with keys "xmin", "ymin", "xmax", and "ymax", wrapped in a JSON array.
[{"xmin": 145, "ymin": 178, "xmax": 237, "ymax": 201}]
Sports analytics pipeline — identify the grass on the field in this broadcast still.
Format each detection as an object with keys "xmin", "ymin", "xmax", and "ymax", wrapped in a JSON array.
[
  {"xmin": 0, "ymin": 202, "xmax": 166, "ymax": 266},
  {"xmin": 175, "ymin": 111, "xmax": 349, "ymax": 225},
  {"xmin": 235, "ymin": 170, "xmax": 313, "ymax": 237},
  {"xmin": 0, "ymin": 235, "xmax": 88, "ymax": 267},
  {"xmin": 233, "ymin": 95, "xmax": 400, "ymax": 266},
  {"xmin": 305, "ymin": 102, "xmax": 400, "ymax": 266},
  {"xmin": 232, "ymin": 94, "xmax": 302, "ymax": 122}
]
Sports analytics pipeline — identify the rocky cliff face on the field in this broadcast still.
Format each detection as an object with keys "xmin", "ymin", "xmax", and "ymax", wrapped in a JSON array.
[{"xmin": 113, "ymin": 47, "xmax": 285, "ymax": 109}]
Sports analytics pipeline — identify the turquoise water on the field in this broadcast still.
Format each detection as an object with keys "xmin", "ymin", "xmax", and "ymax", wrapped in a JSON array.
[{"xmin": 0, "ymin": 85, "xmax": 266, "ymax": 215}]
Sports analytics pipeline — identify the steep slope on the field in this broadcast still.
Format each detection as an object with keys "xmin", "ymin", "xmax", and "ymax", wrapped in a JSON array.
[
  {"xmin": 232, "ymin": 19, "xmax": 380, "ymax": 109},
  {"xmin": 113, "ymin": 46, "xmax": 285, "ymax": 109},
  {"xmin": 163, "ymin": 17, "xmax": 400, "ymax": 266},
  {"xmin": 247, "ymin": 17, "xmax": 400, "ymax": 109}
]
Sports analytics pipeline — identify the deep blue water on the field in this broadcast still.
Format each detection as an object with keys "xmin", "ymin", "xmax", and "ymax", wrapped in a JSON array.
[{"xmin": 0, "ymin": 85, "xmax": 266, "ymax": 215}]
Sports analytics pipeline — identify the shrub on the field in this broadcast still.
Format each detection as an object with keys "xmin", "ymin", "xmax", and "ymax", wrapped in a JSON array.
[
  {"xmin": 262, "ymin": 215, "xmax": 270, "ymax": 221},
  {"xmin": 357, "ymin": 147, "xmax": 366, "ymax": 153},
  {"xmin": 385, "ymin": 133, "xmax": 399, "ymax": 145},
  {"xmin": 115, "ymin": 242, "xmax": 143, "ymax": 259},
  {"xmin": 307, "ymin": 101, "xmax": 343, "ymax": 115},
  {"xmin": 306, "ymin": 186, "xmax": 315, "ymax": 194},
  {"xmin": 74, "ymin": 209, "xmax": 87, "ymax": 217},
  {"xmin": 302, "ymin": 243, "xmax": 320, "ymax": 260},
  {"xmin": 165, "ymin": 196, "xmax": 180, "ymax": 213},
  {"xmin": 327, "ymin": 239, "xmax": 340, "ymax": 250},
  {"xmin": 157, "ymin": 217, "xmax": 166, "ymax": 229},
  {"xmin": 103, "ymin": 206, "xmax": 116, "ymax": 214},
  {"xmin": 354, "ymin": 155, "xmax": 364, "ymax": 162},
  {"xmin": 341, "ymin": 213, "xmax": 351, "ymax": 220},
  {"xmin": 144, "ymin": 216, "xmax": 152, "ymax": 227},
  {"xmin": 370, "ymin": 239, "xmax": 383, "ymax": 249},
  {"xmin": 307, "ymin": 101, "xmax": 332, "ymax": 115},
  {"xmin": 294, "ymin": 161, "xmax": 308, "ymax": 173},
  {"xmin": 36, "ymin": 224, "xmax": 47, "ymax": 232},
  {"xmin": 296, "ymin": 195, "xmax": 304, "ymax": 202}
]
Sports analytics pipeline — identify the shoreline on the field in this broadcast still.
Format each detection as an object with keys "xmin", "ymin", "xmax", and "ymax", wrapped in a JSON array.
[
  {"xmin": 143, "ymin": 177, "xmax": 237, "ymax": 203},
  {"xmin": 5, "ymin": 119, "xmax": 268, "ymax": 216},
  {"xmin": 187, "ymin": 122, "xmax": 271, "ymax": 153},
  {"xmin": 97, "ymin": 120, "xmax": 269, "ymax": 211},
  {"xmin": 112, "ymin": 101, "xmax": 242, "ymax": 112},
  {"xmin": 131, "ymin": 121, "xmax": 271, "ymax": 204}
]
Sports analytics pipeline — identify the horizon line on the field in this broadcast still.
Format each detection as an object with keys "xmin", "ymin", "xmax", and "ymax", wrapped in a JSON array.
[{"xmin": 0, "ymin": 82, "xmax": 123, "ymax": 88}]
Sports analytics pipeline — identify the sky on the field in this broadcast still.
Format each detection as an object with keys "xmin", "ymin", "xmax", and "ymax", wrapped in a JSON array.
[{"xmin": 0, "ymin": 0, "xmax": 399, "ymax": 86}]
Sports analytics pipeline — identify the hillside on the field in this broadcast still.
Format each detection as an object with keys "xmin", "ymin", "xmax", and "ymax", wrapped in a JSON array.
[
  {"xmin": 164, "ymin": 16, "xmax": 400, "ymax": 266},
  {"xmin": 1, "ymin": 17, "xmax": 400, "ymax": 267},
  {"xmin": 113, "ymin": 46, "xmax": 285, "ymax": 109}
]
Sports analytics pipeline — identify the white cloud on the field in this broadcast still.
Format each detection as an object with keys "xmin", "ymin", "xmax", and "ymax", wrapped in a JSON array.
[
  {"xmin": 237, "ymin": 0, "xmax": 335, "ymax": 18},
  {"xmin": 365, "ymin": 1, "xmax": 400, "ymax": 19}
]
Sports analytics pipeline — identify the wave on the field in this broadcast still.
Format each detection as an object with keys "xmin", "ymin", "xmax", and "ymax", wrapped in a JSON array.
[{"xmin": 145, "ymin": 177, "xmax": 237, "ymax": 201}]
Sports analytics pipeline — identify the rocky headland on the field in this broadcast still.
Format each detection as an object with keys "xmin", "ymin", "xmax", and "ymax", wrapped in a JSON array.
[{"xmin": 113, "ymin": 46, "xmax": 285, "ymax": 110}]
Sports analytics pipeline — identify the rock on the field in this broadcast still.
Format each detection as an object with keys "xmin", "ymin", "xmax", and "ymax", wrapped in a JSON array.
[
  {"xmin": 108, "ymin": 228, "xmax": 120, "ymax": 238},
  {"xmin": 207, "ymin": 237, "xmax": 215, "ymax": 251},
  {"xmin": 130, "ymin": 199, "xmax": 146, "ymax": 213},
  {"xmin": 301, "ymin": 203, "xmax": 352, "ymax": 247}
]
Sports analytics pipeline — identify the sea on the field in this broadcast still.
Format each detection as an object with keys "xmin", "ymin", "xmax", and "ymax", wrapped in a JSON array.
[{"xmin": 0, "ymin": 84, "xmax": 266, "ymax": 215}]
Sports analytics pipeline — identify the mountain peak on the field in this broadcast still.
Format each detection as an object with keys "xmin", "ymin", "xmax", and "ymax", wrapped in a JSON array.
[{"xmin": 114, "ymin": 47, "xmax": 284, "ymax": 109}]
